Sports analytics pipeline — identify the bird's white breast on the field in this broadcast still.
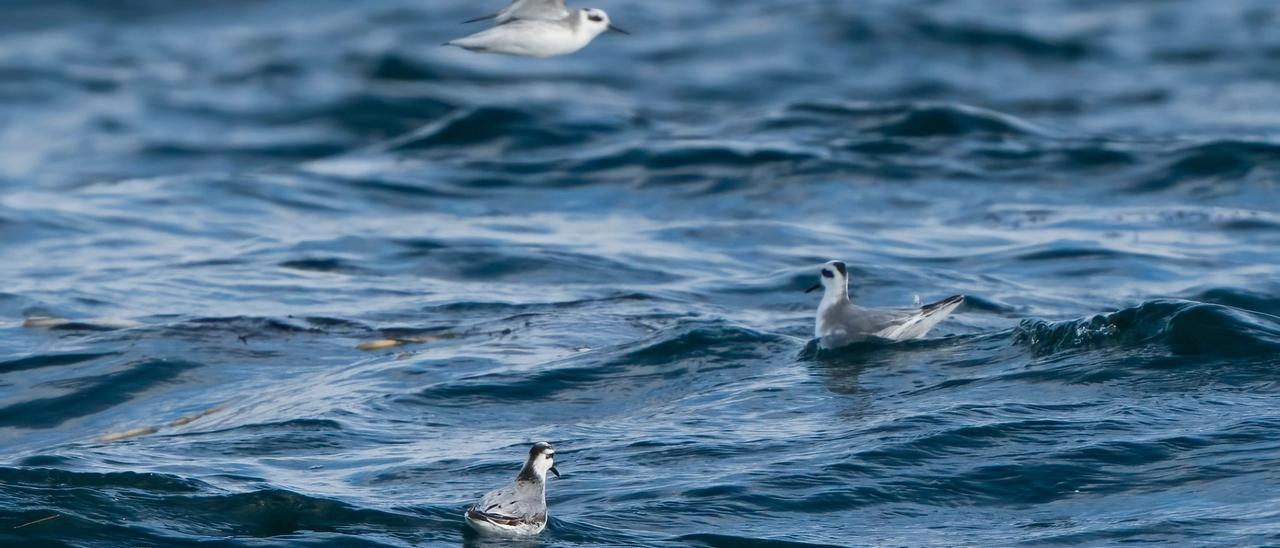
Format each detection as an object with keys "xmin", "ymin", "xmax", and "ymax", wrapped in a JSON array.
[
  {"xmin": 815, "ymin": 299, "xmax": 873, "ymax": 349},
  {"xmin": 452, "ymin": 20, "xmax": 595, "ymax": 58}
]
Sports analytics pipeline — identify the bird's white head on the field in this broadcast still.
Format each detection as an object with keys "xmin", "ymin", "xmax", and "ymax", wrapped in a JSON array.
[
  {"xmin": 577, "ymin": 8, "xmax": 629, "ymax": 37},
  {"xmin": 519, "ymin": 441, "xmax": 560, "ymax": 482},
  {"xmin": 805, "ymin": 260, "xmax": 849, "ymax": 301}
]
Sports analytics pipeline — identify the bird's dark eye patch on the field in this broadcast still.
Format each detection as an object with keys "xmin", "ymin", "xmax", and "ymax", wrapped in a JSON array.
[
  {"xmin": 588, "ymin": 14, "xmax": 603, "ymax": 22},
  {"xmin": 821, "ymin": 269, "xmax": 834, "ymax": 278}
]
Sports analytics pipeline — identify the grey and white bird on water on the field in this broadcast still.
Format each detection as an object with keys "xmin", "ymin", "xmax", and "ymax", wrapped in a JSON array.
[
  {"xmin": 465, "ymin": 442, "xmax": 561, "ymax": 536},
  {"xmin": 447, "ymin": 0, "xmax": 629, "ymax": 58},
  {"xmin": 807, "ymin": 260, "xmax": 965, "ymax": 350}
]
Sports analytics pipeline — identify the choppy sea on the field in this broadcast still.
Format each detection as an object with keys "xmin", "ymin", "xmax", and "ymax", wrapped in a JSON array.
[{"xmin": 2, "ymin": 0, "xmax": 1280, "ymax": 546}]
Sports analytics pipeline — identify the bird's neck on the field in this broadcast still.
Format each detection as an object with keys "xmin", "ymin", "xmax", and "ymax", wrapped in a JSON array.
[
  {"xmin": 572, "ymin": 23, "xmax": 605, "ymax": 44},
  {"xmin": 516, "ymin": 463, "xmax": 546, "ymax": 484},
  {"xmin": 821, "ymin": 286, "xmax": 849, "ymax": 308}
]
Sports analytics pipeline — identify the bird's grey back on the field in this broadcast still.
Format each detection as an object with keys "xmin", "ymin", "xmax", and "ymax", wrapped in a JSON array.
[
  {"xmin": 472, "ymin": 479, "xmax": 547, "ymax": 522},
  {"xmin": 823, "ymin": 300, "xmax": 894, "ymax": 333}
]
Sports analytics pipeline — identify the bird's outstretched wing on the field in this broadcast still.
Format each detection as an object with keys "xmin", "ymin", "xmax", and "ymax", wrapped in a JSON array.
[{"xmin": 464, "ymin": 0, "xmax": 570, "ymax": 24}]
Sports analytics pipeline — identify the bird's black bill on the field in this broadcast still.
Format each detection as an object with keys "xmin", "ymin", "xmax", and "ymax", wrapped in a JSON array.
[
  {"xmin": 609, "ymin": 24, "xmax": 630, "ymax": 35},
  {"xmin": 805, "ymin": 283, "xmax": 822, "ymax": 294},
  {"xmin": 549, "ymin": 466, "xmax": 561, "ymax": 478},
  {"xmin": 462, "ymin": 14, "xmax": 497, "ymax": 24}
]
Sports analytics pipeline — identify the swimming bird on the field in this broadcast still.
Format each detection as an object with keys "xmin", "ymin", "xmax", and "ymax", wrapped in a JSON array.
[
  {"xmin": 448, "ymin": 0, "xmax": 628, "ymax": 58},
  {"xmin": 807, "ymin": 260, "xmax": 964, "ymax": 349},
  {"xmin": 465, "ymin": 442, "xmax": 561, "ymax": 536}
]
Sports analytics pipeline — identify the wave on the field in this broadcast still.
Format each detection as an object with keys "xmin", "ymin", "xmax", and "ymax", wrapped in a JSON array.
[
  {"xmin": 0, "ymin": 471, "xmax": 441, "ymax": 541},
  {"xmin": 387, "ymin": 106, "xmax": 618, "ymax": 152},
  {"xmin": 396, "ymin": 246, "xmax": 681, "ymax": 285},
  {"xmin": 408, "ymin": 321, "xmax": 788, "ymax": 407},
  {"xmin": 1057, "ymin": 143, "xmax": 1138, "ymax": 167},
  {"xmin": 872, "ymin": 104, "xmax": 1048, "ymax": 138},
  {"xmin": 909, "ymin": 18, "xmax": 1095, "ymax": 60},
  {"xmin": 821, "ymin": 409, "xmax": 1280, "ymax": 513},
  {"xmin": 170, "ymin": 489, "xmax": 431, "ymax": 538},
  {"xmin": 782, "ymin": 101, "xmax": 1048, "ymax": 138},
  {"xmin": 0, "ymin": 359, "xmax": 203, "ymax": 429},
  {"xmin": 676, "ymin": 533, "xmax": 848, "ymax": 548},
  {"xmin": 173, "ymin": 418, "xmax": 344, "ymax": 437},
  {"xmin": 363, "ymin": 53, "xmax": 459, "ymax": 82},
  {"xmin": 165, "ymin": 419, "xmax": 353, "ymax": 458},
  {"xmin": 566, "ymin": 143, "xmax": 819, "ymax": 179},
  {"xmin": 1013, "ymin": 299, "xmax": 1280, "ymax": 357},
  {"xmin": 140, "ymin": 138, "xmax": 348, "ymax": 162},
  {"xmin": 1134, "ymin": 140, "xmax": 1280, "ymax": 193},
  {"xmin": 185, "ymin": 316, "xmax": 330, "ymax": 335},
  {"xmin": 0, "ymin": 466, "xmax": 206, "ymax": 493},
  {"xmin": 279, "ymin": 257, "xmax": 373, "ymax": 275},
  {"xmin": 1188, "ymin": 287, "xmax": 1280, "ymax": 317},
  {"xmin": 0, "ymin": 351, "xmax": 119, "ymax": 374},
  {"xmin": 264, "ymin": 90, "xmax": 458, "ymax": 138}
]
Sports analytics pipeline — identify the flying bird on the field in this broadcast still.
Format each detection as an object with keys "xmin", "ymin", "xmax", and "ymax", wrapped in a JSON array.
[{"xmin": 448, "ymin": 0, "xmax": 629, "ymax": 58}]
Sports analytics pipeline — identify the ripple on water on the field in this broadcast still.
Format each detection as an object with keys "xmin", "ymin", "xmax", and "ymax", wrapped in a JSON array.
[{"xmin": 0, "ymin": 359, "xmax": 203, "ymax": 429}]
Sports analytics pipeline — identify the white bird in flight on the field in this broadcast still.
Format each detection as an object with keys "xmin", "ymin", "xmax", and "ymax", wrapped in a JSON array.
[
  {"xmin": 448, "ymin": 0, "xmax": 629, "ymax": 58},
  {"xmin": 465, "ymin": 442, "xmax": 561, "ymax": 536},
  {"xmin": 807, "ymin": 260, "xmax": 965, "ymax": 349}
]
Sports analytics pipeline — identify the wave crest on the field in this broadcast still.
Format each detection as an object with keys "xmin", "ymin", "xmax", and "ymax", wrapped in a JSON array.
[{"xmin": 1013, "ymin": 299, "xmax": 1280, "ymax": 357}]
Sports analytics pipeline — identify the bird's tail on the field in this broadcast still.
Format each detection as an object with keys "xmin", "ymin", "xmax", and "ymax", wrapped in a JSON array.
[{"xmin": 920, "ymin": 294, "xmax": 965, "ymax": 316}]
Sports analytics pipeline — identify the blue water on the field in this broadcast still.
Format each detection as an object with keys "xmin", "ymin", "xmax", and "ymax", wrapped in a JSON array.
[{"xmin": 3, "ymin": 0, "xmax": 1280, "ymax": 546}]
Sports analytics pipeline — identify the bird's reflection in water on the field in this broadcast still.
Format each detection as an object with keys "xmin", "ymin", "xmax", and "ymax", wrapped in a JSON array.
[
  {"xmin": 461, "ymin": 526, "xmax": 545, "ymax": 548},
  {"xmin": 801, "ymin": 335, "xmax": 976, "ymax": 404}
]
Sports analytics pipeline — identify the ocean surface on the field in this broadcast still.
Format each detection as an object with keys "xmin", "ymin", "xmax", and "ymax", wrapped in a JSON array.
[{"xmin": 2, "ymin": 0, "xmax": 1280, "ymax": 546}]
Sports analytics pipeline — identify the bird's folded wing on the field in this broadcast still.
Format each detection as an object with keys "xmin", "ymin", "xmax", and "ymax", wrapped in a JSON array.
[
  {"xmin": 498, "ymin": 0, "xmax": 570, "ymax": 22},
  {"xmin": 471, "ymin": 484, "xmax": 543, "ymax": 521},
  {"xmin": 875, "ymin": 295, "xmax": 964, "ymax": 341}
]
